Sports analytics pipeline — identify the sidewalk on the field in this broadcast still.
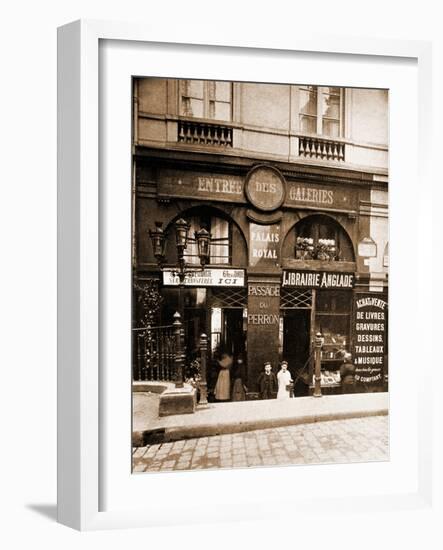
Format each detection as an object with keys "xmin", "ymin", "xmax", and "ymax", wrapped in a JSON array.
[{"xmin": 133, "ymin": 391, "xmax": 389, "ymax": 445}]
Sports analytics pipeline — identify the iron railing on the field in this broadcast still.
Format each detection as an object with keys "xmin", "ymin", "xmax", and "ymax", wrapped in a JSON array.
[{"xmin": 133, "ymin": 324, "xmax": 177, "ymax": 382}]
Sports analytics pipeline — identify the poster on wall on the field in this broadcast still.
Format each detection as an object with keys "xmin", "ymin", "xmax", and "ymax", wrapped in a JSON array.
[{"xmin": 353, "ymin": 294, "xmax": 388, "ymax": 387}]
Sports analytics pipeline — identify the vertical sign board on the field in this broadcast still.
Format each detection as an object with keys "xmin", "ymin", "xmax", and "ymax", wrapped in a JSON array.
[
  {"xmin": 247, "ymin": 283, "xmax": 281, "ymax": 389},
  {"xmin": 249, "ymin": 223, "xmax": 280, "ymax": 268},
  {"xmin": 353, "ymin": 294, "xmax": 388, "ymax": 389}
]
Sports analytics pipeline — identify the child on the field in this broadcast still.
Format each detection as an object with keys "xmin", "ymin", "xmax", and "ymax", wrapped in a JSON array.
[
  {"xmin": 257, "ymin": 362, "xmax": 278, "ymax": 400},
  {"xmin": 277, "ymin": 360, "xmax": 293, "ymax": 399},
  {"xmin": 231, "ymin": 357, "xmax": 247, "ymax": 401}
]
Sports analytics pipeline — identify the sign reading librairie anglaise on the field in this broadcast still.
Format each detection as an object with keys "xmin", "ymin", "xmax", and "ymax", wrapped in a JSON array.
[
  {"xmin": 282, "ymin": 270, "xmax": 355, "ymax": 289},
  {"xmin": 353, "ymin": 295, "xmax": 387, "ymax": 386},
  {"xmin": 163, "ymin": 268, "xmax": 245, "ymax": 287}
]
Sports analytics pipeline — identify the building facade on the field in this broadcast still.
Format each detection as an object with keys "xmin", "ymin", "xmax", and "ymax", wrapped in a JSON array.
[{"xmin": 132, "ymin": 78, "xmax": 388, "ymax": 396}]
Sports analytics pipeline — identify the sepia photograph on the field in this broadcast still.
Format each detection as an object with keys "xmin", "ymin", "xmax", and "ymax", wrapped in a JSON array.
[{"xmin": 131, "ymin": 78, "xmax": 389, "ymax": 473}]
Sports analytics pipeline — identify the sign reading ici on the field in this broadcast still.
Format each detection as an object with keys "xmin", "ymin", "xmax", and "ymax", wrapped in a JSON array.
[{"xmin": 163, "ymin": 268, "xmax": 245, "ymax": 287}]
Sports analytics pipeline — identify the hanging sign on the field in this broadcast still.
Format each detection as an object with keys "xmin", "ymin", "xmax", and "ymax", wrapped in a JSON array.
[
  {"xmin": 163, "ymin": 268, "xmax": 245, "ymax": 287},
  {"xmin": 282, "ymin": 270, "xmax": 355, "ymax": 289},
  {"xmin": 353, "ymin": 295, "xmax": 387, "ymax": 385}
]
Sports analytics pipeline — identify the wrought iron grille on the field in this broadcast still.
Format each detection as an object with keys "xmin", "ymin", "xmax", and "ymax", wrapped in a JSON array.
[
  {"xmin": 280, "ymin": 288, "xmax": 313, "ymax": 309},
  {"xmin": 209, "ymin": 288, "xmax": 248, "ymax": 308},
  {"xmin": 132, "ymin": 324, "xmax": 176, "ymax": 382}
]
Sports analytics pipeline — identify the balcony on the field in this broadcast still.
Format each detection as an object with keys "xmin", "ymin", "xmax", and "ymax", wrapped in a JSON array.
[
  {"xmin": 298, "ymin": 135, "xmax": 345, "ymax": 162},
  {"xmin": 178, "ymin": 120, "xmax": 233, "ymax": 147},
  {"xmin": 135, "ymin": 113, "xmax": 387, "ymax": 172}
]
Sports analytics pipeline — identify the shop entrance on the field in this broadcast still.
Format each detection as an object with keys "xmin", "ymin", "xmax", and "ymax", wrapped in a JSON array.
[
  {"xmin": 283, "ymin": 310, "xmax": 311, "ymax": 396},
  {"xmin": 280, "ymin": 288, "xmax": 314, "ymax": 397}
]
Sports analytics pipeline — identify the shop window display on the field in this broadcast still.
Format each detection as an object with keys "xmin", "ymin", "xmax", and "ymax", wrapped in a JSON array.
[
  {"xmin": 294, "ymin": 214, "xmax": 354, "ymax": 262},
  {"xmin": 314, "ymin": 290, "xmax": 352, "ymax": 389}
]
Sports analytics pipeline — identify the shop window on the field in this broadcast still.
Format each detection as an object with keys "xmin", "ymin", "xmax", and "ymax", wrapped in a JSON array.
[
  {"xmin": 315, "ymin": 290, "xmax": 351, "ymax": 357},
  {"xmin": 299, "ymin": 86, "xmax": 343, "ymax": 138},
  {"xmin": 179, "ymin": 80, "xmax": 232, "ymax": 121},
  {"xmin": 294, "ymin": 215, "xmax": 354, "ymax": 262},
  {"xmin": 183, "ymin": 215, "xmax": 231, "ymax": 265}
]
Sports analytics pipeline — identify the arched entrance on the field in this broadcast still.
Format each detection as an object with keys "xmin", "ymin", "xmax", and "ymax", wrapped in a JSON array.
[{"xmin": 280, "ymin": 214, "xmax": 356, "ymax": 396}]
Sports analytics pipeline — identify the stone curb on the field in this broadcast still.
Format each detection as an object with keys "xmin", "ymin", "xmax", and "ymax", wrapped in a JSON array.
[{"xmin": 133, "ymin": 406, "xmax": 388, "ymax": 446}]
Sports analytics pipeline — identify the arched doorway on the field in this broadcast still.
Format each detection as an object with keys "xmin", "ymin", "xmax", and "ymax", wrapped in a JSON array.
[
  {"xmin": 281, "ymin": 214, "xmax": 356, "ymax": 395},
  {"xmin": 160, "ymin": 205, "xmax": 248, "ymax": 393}
]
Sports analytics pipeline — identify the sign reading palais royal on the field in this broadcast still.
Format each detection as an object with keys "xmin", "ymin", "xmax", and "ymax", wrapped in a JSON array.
[
  {"xmin": 249, "ymin": 223, "xmax": 280, "ymax": 267},
  {"xmin": 163, "ymin": 268, "xmax": 245, "ymax": 287},
  {"xmin": 282, "ymin": 269, "xmax": 355, "ymax": 289}
]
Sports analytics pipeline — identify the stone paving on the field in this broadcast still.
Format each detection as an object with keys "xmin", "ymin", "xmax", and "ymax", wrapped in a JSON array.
[{"xmin": 132, "ymin": 415, "xmax": 389, "ymax": 473}]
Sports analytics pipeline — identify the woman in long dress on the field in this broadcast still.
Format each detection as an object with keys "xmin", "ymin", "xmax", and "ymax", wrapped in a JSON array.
[
  {"xmin": 277, "ymin": 361, "xmax": 292, "ymax": 399},
  {"xmin": 214, "ymin": 352, "xmax": 232, "ymax": 401}
]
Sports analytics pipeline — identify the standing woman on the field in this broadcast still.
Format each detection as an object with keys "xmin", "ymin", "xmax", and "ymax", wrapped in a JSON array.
[
  {"xmin": 277, "ymin": 360, "xmax": 292, "ymax": 399},
  {"xmin": 214, "ymin": 352, "xmax": 232, "ymax": 401},
  {"xmin": 231, "ymin": 356, "xmax": 247, "ymax": 401}
]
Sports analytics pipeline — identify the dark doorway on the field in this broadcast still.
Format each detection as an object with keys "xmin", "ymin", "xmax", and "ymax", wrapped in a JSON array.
[
  {"xmin": 283, "ymin": 309, "xmax": 311, "ymax": 396},
  {"xmin": 222, "ymin": 308, "xmax": 245, "ymax": 360}
]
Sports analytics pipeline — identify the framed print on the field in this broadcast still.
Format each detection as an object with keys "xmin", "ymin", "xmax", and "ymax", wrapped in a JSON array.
[{"xmin": 57, "ymin": 20, "xmax": 434, "ymax": 531}]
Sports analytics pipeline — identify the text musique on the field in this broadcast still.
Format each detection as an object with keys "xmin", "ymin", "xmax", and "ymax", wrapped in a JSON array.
[{"xmin": 282, "ymin": 271, "xmax": 354, "ymax": 289}]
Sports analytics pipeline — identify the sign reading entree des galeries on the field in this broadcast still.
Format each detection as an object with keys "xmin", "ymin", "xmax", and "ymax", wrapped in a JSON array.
[{"xmin": 282, "ymin": 269, "xmax": 355, "ymax": 289}]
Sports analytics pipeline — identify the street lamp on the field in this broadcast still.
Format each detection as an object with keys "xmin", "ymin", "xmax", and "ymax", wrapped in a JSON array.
[
  {"xmin": 149, "ymin": 222, "xmax": 167, "ymax": 265},
  {"xmin": 149, "ymin": 219, "xmax": 212, "ymax": 285},
  {"xmin": 149, "ymin": 219, "xmax": 213, "ymax": 389},
  {"xmin": 313, "ymin": 332, "xmax": 324, "ymax": 398},
  {"xmin": 195, "ymin": 227, "xmax": 211, "ymax": 267}
]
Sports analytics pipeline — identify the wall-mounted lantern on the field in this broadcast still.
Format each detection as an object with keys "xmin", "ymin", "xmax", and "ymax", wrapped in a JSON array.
[{"xmin": 358, "ymin": 236, "xmax": 377, "ymax": 258}]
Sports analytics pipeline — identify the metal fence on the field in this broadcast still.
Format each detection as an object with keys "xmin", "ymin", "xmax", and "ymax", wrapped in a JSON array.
[{"xmin": 132, "ymin": 324, "xmax": 177, "ymax": 382}]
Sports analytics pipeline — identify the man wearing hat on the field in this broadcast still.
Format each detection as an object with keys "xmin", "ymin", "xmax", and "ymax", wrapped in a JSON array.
[{"xmin": 257, "ymin": 362, "xmax": 278, "ymax": 400}]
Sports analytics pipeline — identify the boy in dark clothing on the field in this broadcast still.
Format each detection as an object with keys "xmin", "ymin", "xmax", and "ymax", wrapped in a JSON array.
[{"xmin": 257, "ymin": 362, "xmax": 278, "ymax": 400}]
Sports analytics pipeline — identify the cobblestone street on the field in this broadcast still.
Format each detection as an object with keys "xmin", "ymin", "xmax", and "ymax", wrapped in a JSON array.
[{"xmin": 132, "ymin": 415, "xmax": 388, "ymax": 472}]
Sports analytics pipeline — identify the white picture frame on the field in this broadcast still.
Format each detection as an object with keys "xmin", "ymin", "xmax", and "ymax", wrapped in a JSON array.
[{"xmin": 57, "ymin": 19, "xmax": 434, "ymax": 531}]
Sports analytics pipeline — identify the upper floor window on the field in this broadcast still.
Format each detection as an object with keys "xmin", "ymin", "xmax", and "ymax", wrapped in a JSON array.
[
  {"xmin": 299, "ymin": 86, "xmax": 343, "ymax": 138},
  {"xmin": 294, "ymin": 215, "xmax": 354, "ymax": 262},
  {"xmin": 183, "ymin": 214, "xmax": 231, "ymax": 266},
  {"xmin": 180, "ymin": 80, "xmax": 232, "ymax": 121}
]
